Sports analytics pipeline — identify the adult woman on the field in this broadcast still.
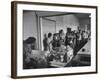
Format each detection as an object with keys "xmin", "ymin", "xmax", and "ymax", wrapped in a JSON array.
[{"xmin": 23, "ymin": 37, "xmax": 37, "ymax": 69}]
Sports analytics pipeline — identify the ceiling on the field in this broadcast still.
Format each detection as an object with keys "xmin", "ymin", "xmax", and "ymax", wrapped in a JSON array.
[{"xmin": 24, "ymin": 10, "xmax": 90, "ymax": 19}]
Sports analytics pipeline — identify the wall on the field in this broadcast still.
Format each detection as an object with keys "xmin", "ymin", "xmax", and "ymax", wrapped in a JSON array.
[
  {"xmin": 0, "ymin": 0, "xmax": 99, "ymax": 80},
  {"xmin": 79, "ymin": 18, "xmax": 90, "ymax": 31},
  {"xmin": 55, "ymin": 16, "xmax": 64, "ymax": 32},
  {"xmin": 23, "ymin": 11, "xmax": 37, "ymax": 40},
  {"xmin": 46, "ymin": 14, "xmax": 79, "ymax": 33},
  {"xmin": 63, "ymin": 14, "xmax": 79, "ymax": 31},
  {"xmin": 41, "ymin": 18, "xmax": 56, "ymax": 35}
]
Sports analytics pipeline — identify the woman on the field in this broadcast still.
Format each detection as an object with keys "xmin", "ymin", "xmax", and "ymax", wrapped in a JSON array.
[
  {"xmin": 23, "ymin": 37, "xmax": 37, "ymax": 69},
  {"xmin": 59, "ymin": 29, "xmax": 65, "ymax": 46},
  {"xmin": 43, "ymin": 34, "xmax": 48, "ymax": 51}
]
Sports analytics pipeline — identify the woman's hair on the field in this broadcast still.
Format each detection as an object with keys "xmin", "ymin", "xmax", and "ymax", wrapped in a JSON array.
[
  {"xmin": 59, "ymin": 29, "xmax": 63, "ymax": 34},
  {"xmin": 24, "ymin": 37, "xmax": 36, "ymax": 44},
  {"xmin": 48, "ymin": 32, "xmax": 52, "ymax": 38}
]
